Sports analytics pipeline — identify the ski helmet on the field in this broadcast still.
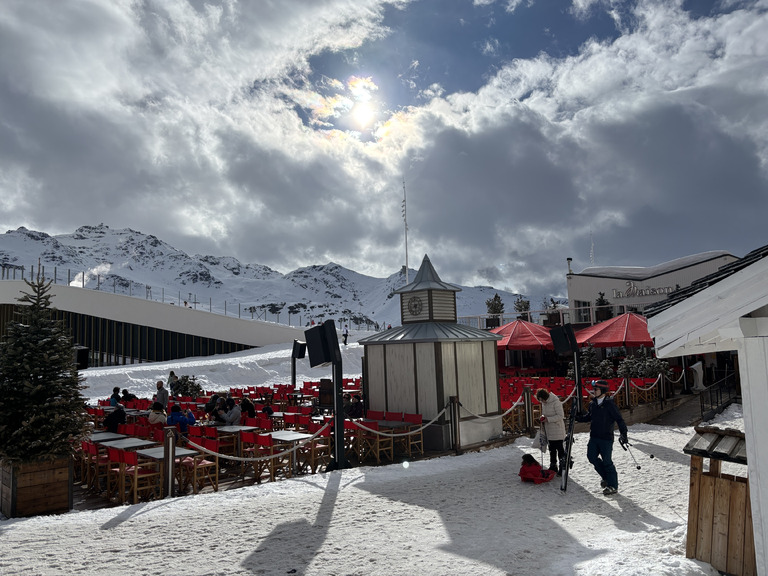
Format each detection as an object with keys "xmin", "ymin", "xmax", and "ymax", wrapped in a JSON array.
[{"xmin": 592, "ymin": 380, "xmax": 610, "ymax": 394}]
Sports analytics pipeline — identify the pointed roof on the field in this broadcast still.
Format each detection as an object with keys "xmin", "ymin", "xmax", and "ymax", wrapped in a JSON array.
[
  {"xmin": 575, "ymin": 312, "xmax": 653, "ymax": 348},
  {"xmin": 394, "ymin": 254, "xmax": 461, "ymax": 294},
  {"xmin": 490, "ymin": 319, "xmax": 554, "ymax": 350}
]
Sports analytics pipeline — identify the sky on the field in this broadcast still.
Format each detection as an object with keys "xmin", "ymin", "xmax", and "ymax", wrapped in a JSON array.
[
  {"xmin": 1, "ymin": 0, "xmax": 767, "ymax": 300},
  {"xmin": 0, "ymin": 336, "xmax": 745, "ymax": 576}
]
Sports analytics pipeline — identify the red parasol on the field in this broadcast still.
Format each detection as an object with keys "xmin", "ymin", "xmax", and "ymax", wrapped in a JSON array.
[
  {"xmin": 490, "ymin": 319, "xmax": 554, "ymax": 350},
  {"xmin": 574, "ymin": 312, "xmax": 653, "ymax": 348}
]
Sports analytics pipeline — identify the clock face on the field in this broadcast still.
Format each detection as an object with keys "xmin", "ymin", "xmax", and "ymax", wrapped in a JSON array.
[{"xmin": 408, "ymin": 296, "xmax": 423, "ymax": 316}]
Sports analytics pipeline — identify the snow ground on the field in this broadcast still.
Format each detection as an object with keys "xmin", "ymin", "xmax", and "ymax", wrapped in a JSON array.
[{"xmin": 0, "ymin": 336, "xmax": 739, "ymax": 576}]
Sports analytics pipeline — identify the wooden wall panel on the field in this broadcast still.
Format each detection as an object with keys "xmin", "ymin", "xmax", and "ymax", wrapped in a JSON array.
[
  {"xmin": 385, "ymin": 344, "xmax": 416, "ymax": 412},
  {"xmin": 711, "ymin": 477, "xmax": 731, "ymax": 572},
  {"xmin": 415, "ymin": 343, "xmax": 438, "ymax": 419},
  {"xmin": 483, "ymin": 341, "xmax": 500, "ymax": 412},
  {"xmin": 367, "ymin": 345, "xmax": 387, "ymax": 411},
  {"xmin": 697, "ymin": 474, "xmax": 715, "ymax": 563},
  {"xmin": 727, "ymin": 479, "xmax": 747, "ymax": 575},
  {"xmin": 456, "ymin": 342, "xmax": 485, "ymax": 416},
  {"xmin": 431, "ymin": 292, "xmax": 456, "ymax": 322},
  {"xmin": 440, "ymin": 343, "xmax": 457, "ymax": 400}
]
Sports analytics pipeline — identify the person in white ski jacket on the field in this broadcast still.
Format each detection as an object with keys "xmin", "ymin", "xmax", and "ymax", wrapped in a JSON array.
[{"xmin": 536, "ymin": 388, "xmax": 567, "ymax": 475}]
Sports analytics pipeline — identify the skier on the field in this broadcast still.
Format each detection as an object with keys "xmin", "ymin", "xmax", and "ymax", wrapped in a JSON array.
[
  {"xmin": 342, "ymin": 324, "xmax": 349, "ymax": 346},
  {"xmin": 535, "ymin": 388, "xmax": 567, "ymax": 476},
  {"xmin": 576, "ymin": 380, "xmax": 628, "ymax": 495}
]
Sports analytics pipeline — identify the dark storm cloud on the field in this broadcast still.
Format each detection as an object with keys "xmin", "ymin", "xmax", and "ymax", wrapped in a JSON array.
[{"xmin": 0, "ymin": 0, "xmax": 766, "ymax": 303}]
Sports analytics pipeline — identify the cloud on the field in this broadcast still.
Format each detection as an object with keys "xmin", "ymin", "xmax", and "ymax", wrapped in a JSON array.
[{"xmin": 0, "ymin": 0, "xmax": 766, "ymax": 305}]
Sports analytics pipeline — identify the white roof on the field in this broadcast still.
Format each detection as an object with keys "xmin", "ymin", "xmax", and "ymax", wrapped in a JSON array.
[
  {"xmin": 647, "ymin": 255, "xmax": 768, "ymax": 358},
  {"xmin": 578, "ymin": 250, "xmax": 733, "ymax": 280}
]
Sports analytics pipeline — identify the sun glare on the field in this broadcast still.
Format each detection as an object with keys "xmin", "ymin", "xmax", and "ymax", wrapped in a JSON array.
[{"xmin": 351, "ymin": 102, "xmax": 375, "ymax": 129}]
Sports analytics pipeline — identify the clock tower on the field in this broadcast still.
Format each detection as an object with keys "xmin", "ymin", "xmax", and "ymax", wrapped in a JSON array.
[{"xmin": 396, "ymin": 254, "xmax": 460, "ymax": 324}]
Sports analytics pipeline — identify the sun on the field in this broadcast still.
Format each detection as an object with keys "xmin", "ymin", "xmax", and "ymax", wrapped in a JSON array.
[{"xmin": 351, "ymin": 101, "xmax": 375, "ymax": 129}]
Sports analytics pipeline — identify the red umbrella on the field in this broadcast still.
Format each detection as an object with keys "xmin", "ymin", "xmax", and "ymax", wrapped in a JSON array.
[
  {"xmin": 490, "ymin": 319, "xmax": 554, "ymax": 350},
  {"xmin": 575, "ymin": 312, "xmax": 653, "ymax": 348}
]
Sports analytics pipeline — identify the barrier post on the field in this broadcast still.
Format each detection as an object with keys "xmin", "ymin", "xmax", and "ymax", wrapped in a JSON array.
[
  {"xmin": 162, "ymin": 427, "xmax": 176, "ymax": 498},
  {"xmin": 523, "ymin": 386, "xmax": 533, "ymax": 435}
]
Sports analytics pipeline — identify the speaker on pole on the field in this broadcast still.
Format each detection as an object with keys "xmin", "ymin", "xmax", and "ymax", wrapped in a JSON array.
[
  {"xmin": 550, "ymin": 324, "xmax": 578, "ymax": 356},
  {"xmin": 304, "ymin": 320, "xmax": 341, "ymax": 367},
  {"xmin": 291, "ymin": 339, "xmax": 306, "ymax": 359}
]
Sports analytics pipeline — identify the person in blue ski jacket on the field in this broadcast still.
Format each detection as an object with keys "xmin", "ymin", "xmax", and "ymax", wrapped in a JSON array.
[{"xmin": 576, "ymin": 380, "xmax": 628, "ymax": 495}]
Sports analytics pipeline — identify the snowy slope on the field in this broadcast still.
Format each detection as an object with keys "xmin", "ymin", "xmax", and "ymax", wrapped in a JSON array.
[{"xmin": 0, "ymin": 224, "xmax": 525, "ymax": 327}]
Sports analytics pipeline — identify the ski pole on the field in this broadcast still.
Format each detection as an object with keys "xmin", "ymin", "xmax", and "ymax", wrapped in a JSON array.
[{"xmin": 622, "ymin": 440, "xmax": 641, "ymax": 470}]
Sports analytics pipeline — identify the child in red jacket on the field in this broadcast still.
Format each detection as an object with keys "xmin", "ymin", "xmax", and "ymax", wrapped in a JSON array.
[{"xmin": 519, "ymin": 453, "xmax": 556, "ymax": 484}]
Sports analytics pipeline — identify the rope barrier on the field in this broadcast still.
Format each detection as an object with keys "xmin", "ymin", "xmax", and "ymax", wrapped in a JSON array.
[
  {"xmin": 666, "ymin": 371, "xmax": 685, "ymax": 384},
  {"xmin": 628, "ymin": 374, "xmax": 661, "ymax": 391},
  {"xmin": 458, "ymin": 395, "xmax": 524, "ymax": 421},
  {"xmin": 185, "ymin": 420, "xmax": 332, "ymax": 464},
  {"xmin": 354, "ymin": 404, "xmax": 450, "ymax": 438}
]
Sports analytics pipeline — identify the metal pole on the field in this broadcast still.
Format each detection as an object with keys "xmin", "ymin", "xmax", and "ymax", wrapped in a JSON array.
[{"xmin": 402, "ymin": 178, "xmax": 409, "ymax": 285}]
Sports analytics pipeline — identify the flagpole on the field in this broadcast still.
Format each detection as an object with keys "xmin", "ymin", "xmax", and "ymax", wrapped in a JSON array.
[{"xmin": 402, "ymin": 178, "xmax": 409, "ymax": 285}]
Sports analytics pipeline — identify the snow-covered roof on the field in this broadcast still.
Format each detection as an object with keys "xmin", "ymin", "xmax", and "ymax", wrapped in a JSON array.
[
  {"xmin": 647, "ymin": 244, "xmax": 768, "ymax": 357},
  {"xmin": 576, "ymin": 250, "xmax": 734, "ymax": 281},
  {"xmin": 359, "ymin": 322, "xmax": 499, "ymax": 344}
]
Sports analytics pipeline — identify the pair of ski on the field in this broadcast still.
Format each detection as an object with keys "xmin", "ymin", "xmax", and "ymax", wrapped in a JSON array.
[{"xmin": 560, "ymin": 396, "xmax": 577, "ymax": 492}]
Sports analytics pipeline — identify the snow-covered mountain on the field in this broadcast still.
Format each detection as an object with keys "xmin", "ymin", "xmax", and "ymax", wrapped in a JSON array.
[{"xmin": 0, "ymin": 225, "xmax": 525, "ymax": 328}]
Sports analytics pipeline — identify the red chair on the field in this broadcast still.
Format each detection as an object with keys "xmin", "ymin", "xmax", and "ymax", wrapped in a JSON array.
[
  {"xmin": 283, "ymin": 413, "xmax": 299, "ymax": 430},
  {"xmin": 181, "ymin": 438, "xmax": 219, "ymax": 494},
  {"xmin": 256, "ymin": 434, "xmax": 292, "ymax": 482},
  {"xmin": 82, "ymin": 441, "xmax": 109, "ymax": 493},
  {"xmin": 297, "ymin": 424, "xmax": 331, "ymax": 474},
  {"xmin": 122, "ymin": 449, "xmax": 162, "ymax": 504},
  {"xmin": 358, "ymin": 421, "xmax": 393, "ymax": 464},
  {"xmin": 366, "ymin": 410, "xmax": 385, "ymax": 420},
  {"xmin": 403, "ymin": 413, "xmax": 424, "ymax": 456},
  {"xmin": 343, "ymin": 420, "xmax": 361, "ymax": 461},
  {"xmin": 240, "ymin": 431, "xmax": 263, "ymax": 483},
  {"xmin": 106, "ymin": 446, "xmax": 124, "ymax": 502},
  {"xmin": 384, "ymin": 411, "xmax": 403, "ymax": 422}
]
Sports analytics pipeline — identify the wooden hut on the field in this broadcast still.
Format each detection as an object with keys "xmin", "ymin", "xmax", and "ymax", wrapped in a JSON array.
[
  {"xmin": 359, "ymin": 255, "xmax": 501, "ymax": 451},
  {"xmin": 683, "ymin": 424, "xmax": 756, "ymax": 575}
]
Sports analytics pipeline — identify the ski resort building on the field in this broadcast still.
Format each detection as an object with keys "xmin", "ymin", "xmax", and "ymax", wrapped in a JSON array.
[{"xmin": 566, "ymin": 250, "xmax": 738, "ymax": 323}]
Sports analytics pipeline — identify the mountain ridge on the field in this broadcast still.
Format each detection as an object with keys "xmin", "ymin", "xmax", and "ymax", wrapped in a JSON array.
[{"xmin": 0, "ymin": 224, "xmax": 529, "ymax": 327}]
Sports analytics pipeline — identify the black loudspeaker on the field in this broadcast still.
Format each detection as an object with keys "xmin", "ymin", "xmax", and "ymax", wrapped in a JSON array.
[
  {"xmin": 551, "ymin": 324, "xmax": 578, "ymax": 356},
  {"xmin": 292, "ymin": 340, "xmax": 306, "ymax": 359},
  {"xmin": 304, "ymin": 320, "xmax": 341, "ymax": 367}
]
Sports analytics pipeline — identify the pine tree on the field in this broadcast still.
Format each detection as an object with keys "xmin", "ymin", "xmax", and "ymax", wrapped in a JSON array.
[
  {"xmin": 486, "ymin": 293, "xmax": 505, "ymax": 315},
  {"xmin": 513, "ymin": 295, "xmax": 530, "ymax": 314},
  {"xmin": 0, "ymin": 276, "xmax": 90, "ymax": 462}
]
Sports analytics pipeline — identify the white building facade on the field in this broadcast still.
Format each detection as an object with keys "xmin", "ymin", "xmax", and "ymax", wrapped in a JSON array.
[{"xmin": 566, "ymin": 251, "xmax": 738, "ymax": 324}]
